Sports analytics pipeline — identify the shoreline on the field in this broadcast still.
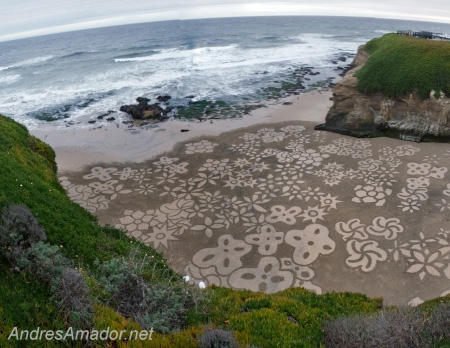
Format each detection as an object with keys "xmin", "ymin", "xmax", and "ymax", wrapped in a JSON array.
[{"xmin": 31, "ymin": 90, "xmax": 333, "ymax": 173}]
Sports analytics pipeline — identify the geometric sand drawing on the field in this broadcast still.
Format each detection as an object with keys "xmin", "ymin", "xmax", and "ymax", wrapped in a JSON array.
[{"xmin": 60, "ymin": 121, "xmax": 450, "ymax": 305}]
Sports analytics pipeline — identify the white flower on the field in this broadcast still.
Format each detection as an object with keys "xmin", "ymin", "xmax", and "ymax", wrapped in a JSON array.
[
  {"xmin": 183, "ymin": 275, "xmax": 190, "ymax": 282},
  {"xmin": 185, "ymin": 140, "xmax": 218, "ymax": 154},
  {"xmin": 198, "ymin": 281, "xmax": 206, "ymax": 289},
  {"xmin": 352, "ymin": 185, "xmax": 391, "ymax": 206},
  {"xmin": 296, "ymin": 149, "xmax": 329, "ymax": 168},
  {"xmin": 260, "ymin": 131, "xmax": 287, "ymax": 143},
  {"xmin": 407, "ymin": 162, "xmax": 431, "ymax": 176},
  {"xmin": 299, "ymin": 205, "xmax": 327, "ymax": 223},
  {"xmin": 118, "ymin": 210, "xmax": 152, "ymax": 232}
]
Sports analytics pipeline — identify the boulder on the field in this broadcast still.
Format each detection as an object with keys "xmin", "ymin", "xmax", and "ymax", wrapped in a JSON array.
[
  {"xmin": 157, "ymin": 95, "xmax": 172, "ymax": 102},
  {"xmin": 120, "ymin": 97, "xmax": 166, "ymax": 120}
]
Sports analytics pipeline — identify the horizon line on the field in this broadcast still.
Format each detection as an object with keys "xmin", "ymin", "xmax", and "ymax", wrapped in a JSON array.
[{"xmin": 1, "ymin": 13, "xmax": 450, "ymax": 43}]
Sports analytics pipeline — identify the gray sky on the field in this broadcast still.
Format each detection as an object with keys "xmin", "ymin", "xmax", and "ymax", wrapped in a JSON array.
[{"xmin": 1, "ymin": 0, "xmax": 450, "ymax": 41}]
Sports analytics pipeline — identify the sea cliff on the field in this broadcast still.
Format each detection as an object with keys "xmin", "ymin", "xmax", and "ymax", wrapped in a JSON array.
[{"xmin": 316, "ymin": 34, "xmax": 450, "ymax": 141}]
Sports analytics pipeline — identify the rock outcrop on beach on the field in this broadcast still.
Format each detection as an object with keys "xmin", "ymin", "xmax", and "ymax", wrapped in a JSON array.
[
  {"xmin": 120, "ymin": 97, "xmax": 167, "ymax": 120},
  {"xmin": 317, "ymin": 44, "xmax": 450, "ymax": 142}
]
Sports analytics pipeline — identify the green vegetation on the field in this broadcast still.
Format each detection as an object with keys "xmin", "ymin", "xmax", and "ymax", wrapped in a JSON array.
[
  {"xmin": 356, "ymin": 34, "xmax": 450, "ymax": 99},
  {"xmin": 177, "ymin": 100, "xmax": 263, "ymax": 119},
  {"xmin": 1, "ymin": 114, "xmax": 450, "ymax": 347},
  {"xmin": 323, "ymin": 297, "xmax": 450, "ymax": 347},
  {"xmin": 194, "ymin": 287, "xmax": 382, "ymax": 347},
  {"xmin": 0, "ymin": 115, "xmax": 166, "ymax": 269}
]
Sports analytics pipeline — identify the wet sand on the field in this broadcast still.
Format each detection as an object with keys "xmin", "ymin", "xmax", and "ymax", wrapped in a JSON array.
[{"xmin": 31, "ymin": 90, "xmax": 332, "ymax": 172}]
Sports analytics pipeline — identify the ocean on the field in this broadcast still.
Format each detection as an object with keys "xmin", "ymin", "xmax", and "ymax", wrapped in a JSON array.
[{"xmin": 1, "ymin": 16, "xmax": 450, "ymax": 130}]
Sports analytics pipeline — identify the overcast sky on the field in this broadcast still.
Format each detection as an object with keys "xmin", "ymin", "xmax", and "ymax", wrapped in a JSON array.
[{"xmin": 1, "ymin": 0, "xmax": 450, "ymax": 42}]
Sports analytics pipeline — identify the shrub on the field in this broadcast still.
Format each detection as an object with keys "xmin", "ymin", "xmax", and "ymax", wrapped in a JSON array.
[
  {"xmin": 422, "ymin": 303, "xmax": 450, "ymax": 346},
  {"xmin": 21, "ymin": 244, "xmax": 95, "ymax": 329},
  {"xmin": 199, "ymin": 329, "xmax": 238, "ymax": 348},
  {"xmin": 95, "ymin": 247, "xmax": 209, "ymax": 333},
  {"xmin": 0, "ymin": 204, "xmax": 93, "ymax": 330},
  {"xmin": 323, "ymin": 302, "xmax": 450, "ymax": 348},
  {"xmin": 54, "ymin": 268, "xmax": 94, "ymax": 329},
  {"xmin": 19, "ymin": 242, "xmax": 69, "ymax": 289},
  {"xmin": 0, "ymin": 204, "xmax": 46, "ymax": 264},
  {"xmin": 323, "ymin": 307, "xmax": 424, "ymax": 348}
]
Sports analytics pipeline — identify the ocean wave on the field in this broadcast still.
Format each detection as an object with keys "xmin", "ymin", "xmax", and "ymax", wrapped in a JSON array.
[
  {"xmin": 114, "ymin": 50, "xmax": 161, "ymax": 61},
  {"xmin": 0, "ymin": 55, "xmax": 54, "ymax": 71},
  {"xmin": 60, "ymin": 51, "xmax": 97, "ymax": 59},
  {"xmin": 257, "ymin": 35, "xmax": 290, "ymax": 42},
  {"xmin": 114, "ymin": 45, "xmax": 237, "ymax": 63},
  {"xmin": 0, "ymin": 74, "xmax": 21, "ymax": 83}
]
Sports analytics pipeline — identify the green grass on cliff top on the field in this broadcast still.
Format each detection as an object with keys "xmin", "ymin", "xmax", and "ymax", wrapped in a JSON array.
[{"xmin": 356, "ymin": 33, "xmax": 450, "ymax": 99}]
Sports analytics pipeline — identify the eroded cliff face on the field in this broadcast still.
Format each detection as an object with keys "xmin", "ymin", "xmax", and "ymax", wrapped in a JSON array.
[{"xmin": 317, "ymin": 46, "xmax": 450, "ymax": 142}]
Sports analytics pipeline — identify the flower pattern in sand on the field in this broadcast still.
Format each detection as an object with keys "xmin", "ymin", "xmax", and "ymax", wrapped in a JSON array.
[{"xmin": 60, "ymin": 122, "xmax": 450, "ymax": 305}]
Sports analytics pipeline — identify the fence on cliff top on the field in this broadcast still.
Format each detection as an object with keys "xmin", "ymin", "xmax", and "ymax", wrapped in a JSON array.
[{"xmin": 397, "ymin": 30, "xmax": 450, "ymax": 41}]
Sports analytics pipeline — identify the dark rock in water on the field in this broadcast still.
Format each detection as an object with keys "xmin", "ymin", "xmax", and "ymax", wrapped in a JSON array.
[
  {"xmin": 97, "ymin": 110, "xmax": 115, "ymax": 120},
  {"xmin": 309, "ymin": 72, "xmax": 320, "ymax": 76},
  {"xmin": 282, "ymin": 102, "xmax": 293, "ymax": 105},
  {"xmin": 157, "ymin": 95, "xmax": 172, "ymax": 102},
  {"xmin": 120, "ymin": 97, "xmax": 167, "ymax": 120},
  {"xmin": 184, "ymin": 95, "xmax": 195, "ymax": 99},
  {"xmin": 136, "ymin": 97, "xmax": 150, "ymax": 104},
  {"xmin": 88, "ymin": 120, "xmax": 96, "ymax": 124},
  {"xmin": 106, "ymin": 117, "xmax": 115, "ymax": 121},
  {"xmin": 181, "ymin": 129, "xmax": 190, "ymax": 132},
  {"xmin": 338, "ymin": 56, "xmax": 347, "ymax": 62}
]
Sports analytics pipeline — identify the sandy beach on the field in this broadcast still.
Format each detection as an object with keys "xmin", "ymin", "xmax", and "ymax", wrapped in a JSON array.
[
  {"xmin": 48, "ymin": 88, "xmax": 450, "ymax": 306},
  {"xmin": 31, "ymin": 90, "xmax": 333, "ymax": 173}
]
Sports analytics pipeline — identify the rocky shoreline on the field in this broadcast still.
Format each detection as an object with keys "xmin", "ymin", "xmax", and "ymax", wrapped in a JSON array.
[{"xmin": 106, "ymin": 55, "xmax": 353, "ymax": 128}]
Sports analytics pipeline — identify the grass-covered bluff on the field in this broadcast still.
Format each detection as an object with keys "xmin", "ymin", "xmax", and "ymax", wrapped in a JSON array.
[
  {"xmin": 0, "ymin": 114, "xmax": 449, "ymax": 348},
  {"xmin": 355, "ymin": 33, "xmax": 450, "ymax": 99}
]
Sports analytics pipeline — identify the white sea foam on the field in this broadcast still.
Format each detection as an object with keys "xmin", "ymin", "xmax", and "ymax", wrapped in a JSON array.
[
  {"xmin": 114, "ymin": 45, "xmax": 237, "ymax": 62},
  {"xmin": 12, "ymin": 56, "xmax": 54, "ymax": 69},
  {"xmin": 0, "ymin": 74, "xmax": 21, "ymax": 83},
  {"xmin": 115, "ymin": 35, "xmax": 360, "ymax": 75},
  {"xmin": 17, "ymin": 55, "xmax": 54, "ymax": 66},
  {"xmin": 0, "ymin": 34, "xmax": 355, "ymax": 130},
  {"xmin": 0, "ymin": 56, "xmax": 54, "ymax": 73}
]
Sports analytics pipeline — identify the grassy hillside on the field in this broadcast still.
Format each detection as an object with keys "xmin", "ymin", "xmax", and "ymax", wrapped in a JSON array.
[
  {"xmin": 0, "ymin": 114, "xmax": 449, "ymax": 347},
  {"xmin": 355, "ymin": 33, "xmax": 450, "ymax": 99}
]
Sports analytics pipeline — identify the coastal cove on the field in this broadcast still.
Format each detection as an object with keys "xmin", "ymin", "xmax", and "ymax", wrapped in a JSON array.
[{"xmin": 3, "ymin": 15, "xmax": 450, "ymax": 348}]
